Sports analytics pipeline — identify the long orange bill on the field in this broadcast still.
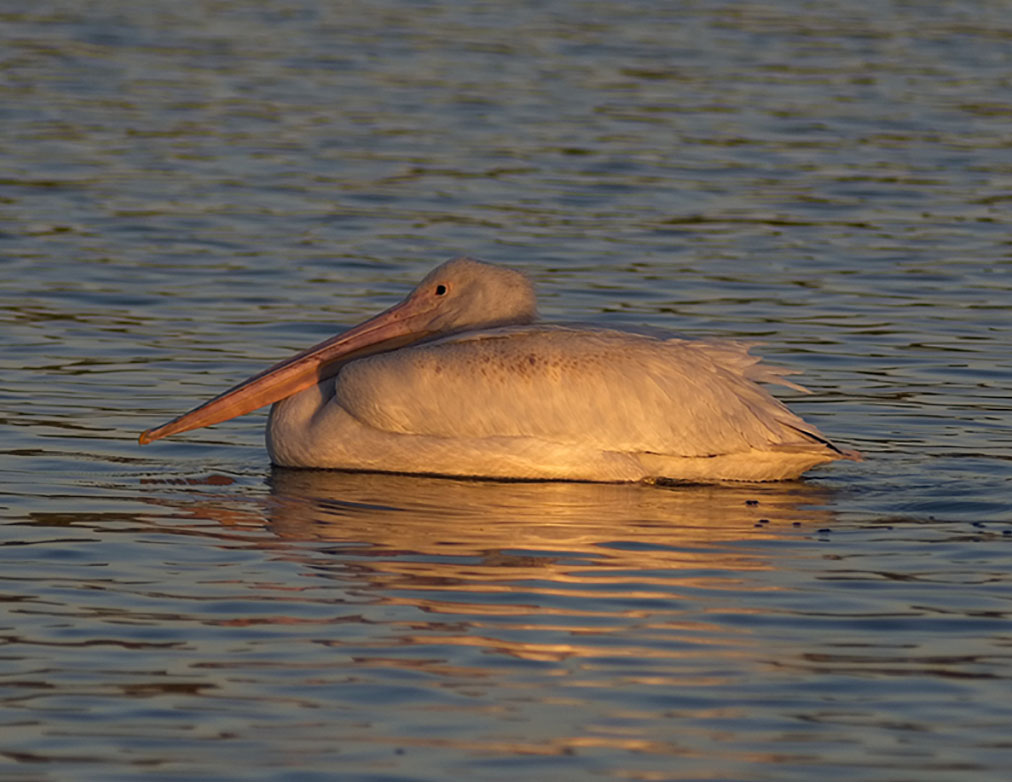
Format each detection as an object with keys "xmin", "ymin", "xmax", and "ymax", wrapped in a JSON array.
[{"xmin": 139, "ymin": 296, "xmax": 434, "ymax": 444}]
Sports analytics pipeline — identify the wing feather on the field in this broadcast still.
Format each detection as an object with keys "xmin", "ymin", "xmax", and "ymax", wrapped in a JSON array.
[{"xmin": 334, "ymin": 326, "xmax": 829, "ymax": 458}]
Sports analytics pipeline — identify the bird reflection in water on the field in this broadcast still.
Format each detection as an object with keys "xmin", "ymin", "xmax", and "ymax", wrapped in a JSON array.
[{"xmin": 157, "ymin": 470, "xmax": 836, "ymax": 660}]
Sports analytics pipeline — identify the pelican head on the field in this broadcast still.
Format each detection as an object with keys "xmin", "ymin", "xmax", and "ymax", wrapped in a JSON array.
[
  {"xmin": 139, "ymin": 257, "xmax": 537, "ymax": 444},
  {"xmin": 415, "ymin": 257, "xmax": 537, "ymax": 335}
]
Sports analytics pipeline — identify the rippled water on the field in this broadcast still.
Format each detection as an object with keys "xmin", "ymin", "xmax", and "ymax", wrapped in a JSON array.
[{"xmin": 3, "ymin": 1, "xmax": 1011, "ymax": 779}]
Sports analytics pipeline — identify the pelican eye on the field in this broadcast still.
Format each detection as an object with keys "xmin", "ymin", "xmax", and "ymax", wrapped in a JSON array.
[{"xmin": 435, "ymin": 284, "xmax": 448, "ymax": 296}]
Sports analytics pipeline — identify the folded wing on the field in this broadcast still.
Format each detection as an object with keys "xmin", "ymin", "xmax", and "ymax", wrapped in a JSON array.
[{"xmin": 334, "ymin": 326, "xmax": 835, "ymax": 459}]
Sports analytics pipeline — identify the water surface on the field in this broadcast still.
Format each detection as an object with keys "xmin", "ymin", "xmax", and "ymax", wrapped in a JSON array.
[{"xmin": 2, "ymin": 1, "xmax": 1011, "ymax": 780}]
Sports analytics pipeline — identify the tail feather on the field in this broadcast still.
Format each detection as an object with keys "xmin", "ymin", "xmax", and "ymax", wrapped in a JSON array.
[
  {"xmin": 684, "ymin": 339, "xmax": 812, "ymax": 393},
  {"xmin": 784, "ymin": 423, "xmax": 862, "ymax": 461}
]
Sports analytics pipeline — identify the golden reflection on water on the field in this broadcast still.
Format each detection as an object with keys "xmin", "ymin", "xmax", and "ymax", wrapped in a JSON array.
[
  {"xmin": 159, "ymin": 472, "xmax": 840, "ymax": 724},
  {"xmin": 179, "ymin": 469, "xmax": 842, "ymax": 585},
  {"xmin": 190, "ymin": 470, "xmax": 835, "ymax": 632},
  {"xmin": 117, "ymin": 475, "xmax": 845, "ymax": 767},
  {"xmin": 262, "ymin": 468, "xmax": 833, "ymax": 551}
]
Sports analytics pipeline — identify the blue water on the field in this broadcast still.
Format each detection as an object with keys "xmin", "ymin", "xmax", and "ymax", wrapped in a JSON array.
[{"xmin": 2, "ymin": 1, "xmax": 1011, "ymax": 780}]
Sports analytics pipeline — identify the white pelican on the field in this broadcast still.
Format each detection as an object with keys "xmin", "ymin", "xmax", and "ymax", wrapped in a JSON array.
[{"xmin": 140, "ymin": 257, "xmax": 860, "ymax": 482}]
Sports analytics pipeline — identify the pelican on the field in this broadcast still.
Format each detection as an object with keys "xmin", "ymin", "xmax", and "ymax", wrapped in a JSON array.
[{"xmin": 140, "ymin": 257, "xmax": 860, "ymax": 482}]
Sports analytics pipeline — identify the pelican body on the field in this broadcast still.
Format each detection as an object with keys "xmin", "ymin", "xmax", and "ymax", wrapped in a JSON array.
[{"xmin": 141, "ymin": 257, "xmax": 860, "ymax": 482}]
